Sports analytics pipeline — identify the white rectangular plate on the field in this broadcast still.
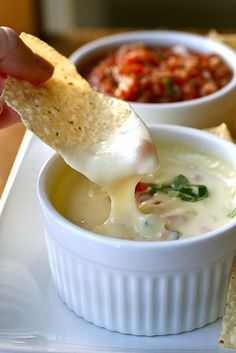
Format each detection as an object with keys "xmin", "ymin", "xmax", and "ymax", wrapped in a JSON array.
[{"xmin": 0, "ymin": 131, "xmax": 233, "ymax": 353}]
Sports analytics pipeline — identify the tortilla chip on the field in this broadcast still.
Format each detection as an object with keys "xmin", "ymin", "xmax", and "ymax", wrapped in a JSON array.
[
  {"xmin": 205, "ymin": 124, "xmax": 235, "ymax": 348},
  {"xmin": 204, "ymin": 123, "xmax": 234, "ymax": 142},
  {"xmin": 208, "ymin": 30, "xmax": 236, "ymax": 50},
  {"xmin": 208, "ymin": 122, "xmax": 235, "ymax": 349},
  {"xmin": 219, "ymin": 261, "xmax": 236, "ymax": 348},
  {"xmin": 2, "ymin": 33, "xmax": 132, "ymax": 149}
]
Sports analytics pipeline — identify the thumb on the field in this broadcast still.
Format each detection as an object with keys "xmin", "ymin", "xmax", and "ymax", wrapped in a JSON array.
[{"xmin": 0, "ymin": 27, "xmax": 54, "ymax": 84}]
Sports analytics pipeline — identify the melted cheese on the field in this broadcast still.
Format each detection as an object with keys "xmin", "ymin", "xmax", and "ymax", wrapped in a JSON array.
[
  {"xmin": 51, "ymin": 140, "xmax": 236, "ymax": 241},
  {"xmin": 56, "ymin": 112, "xmax": 164, "ymax": 239}
]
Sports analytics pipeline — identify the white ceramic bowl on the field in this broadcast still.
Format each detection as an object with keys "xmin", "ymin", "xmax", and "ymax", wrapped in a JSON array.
[
  {"xmin": 38, "ymin": 124, "xmax": 236, "ymax": 336},
  {"xmin": 70, "ymin": 30, "xmax": 236, "ymax": 134}
]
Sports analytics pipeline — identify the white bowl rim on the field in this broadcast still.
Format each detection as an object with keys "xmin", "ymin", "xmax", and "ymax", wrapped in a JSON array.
[
  {"xmin": 70, "ymin": 29, "xmax": 236, "ymax": 109},
  {"xmin": 37, "ymin": 123, "xmax": 236, "ymax": 250}
]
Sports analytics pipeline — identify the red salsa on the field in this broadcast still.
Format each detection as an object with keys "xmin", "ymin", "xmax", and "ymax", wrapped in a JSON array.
[{"xmin": 86, "ymin": 43, "xmax": 233, "ymax": 103}]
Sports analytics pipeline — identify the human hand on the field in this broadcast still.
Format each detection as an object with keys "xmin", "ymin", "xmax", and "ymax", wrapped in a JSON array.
[{"xmin": 0, "ymin": 27, "xmax": 54, "ymax": 128}]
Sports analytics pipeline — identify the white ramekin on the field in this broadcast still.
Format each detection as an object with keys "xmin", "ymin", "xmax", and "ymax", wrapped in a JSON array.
[
  {"xmin": 70, "ymin": 30, "xmax": 236, "ymax": 134},
  {"xmin": 37, "ymin": 124, "xmax": 236, "ymax": 336}
]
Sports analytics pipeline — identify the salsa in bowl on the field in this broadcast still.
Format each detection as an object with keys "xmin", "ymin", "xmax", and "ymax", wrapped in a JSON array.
[
  {"xmin": 86, "ymin": 43, "xmax": 232, "ymax": 104},
  {"xmin": 70, "ymin": 31, "xmax": 236, "ymax": 133}
]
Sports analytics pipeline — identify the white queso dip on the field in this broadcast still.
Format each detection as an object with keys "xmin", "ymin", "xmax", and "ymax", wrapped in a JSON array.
[{"xmin": 51, "ymin": 140, "xmax": 236, "ymax": 241}]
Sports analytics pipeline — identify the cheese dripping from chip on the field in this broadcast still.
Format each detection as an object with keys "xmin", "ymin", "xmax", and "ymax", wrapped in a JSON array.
[{"xmin": 2, "ymin": 33, "xmax": 164, "ymax": 239}]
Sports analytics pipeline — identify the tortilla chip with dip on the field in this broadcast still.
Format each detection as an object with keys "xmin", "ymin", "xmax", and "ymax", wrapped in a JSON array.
[{"xmin": 2, "ymin": 33, "xmax": 134, "ymax": 150}]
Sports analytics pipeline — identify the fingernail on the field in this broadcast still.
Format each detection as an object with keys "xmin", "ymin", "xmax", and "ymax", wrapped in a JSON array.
[
  {"xmin": 31, "ymin": 55, "xmax": 54, "ymax": 85},
  {"xmin": 35, "ymin": 55, "xmax": 54, "ymax": 73}
]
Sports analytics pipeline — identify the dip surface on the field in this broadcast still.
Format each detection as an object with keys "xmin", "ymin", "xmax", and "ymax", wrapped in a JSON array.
[
  {"xmin": 86, "ymin": 44, "xmax": 232, "ymax": 103},
  {"xmin": 51, "ymin": 140, "xmax": 236, "ymax": 241}
]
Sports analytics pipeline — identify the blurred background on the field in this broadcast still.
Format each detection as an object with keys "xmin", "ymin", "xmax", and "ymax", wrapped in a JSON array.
[
  {"xmin": 0, "ymin": 0, "xmax": 236, "ymax": 55},
  {"xmin": 39, "ymin": 0, "xmax": 236, "ymax": 33}
]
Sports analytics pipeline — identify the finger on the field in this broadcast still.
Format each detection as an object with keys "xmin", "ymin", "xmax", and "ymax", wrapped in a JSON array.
[
  {"xmin": 0, "ymin": 74, "xmax": 6, "ymax": 94},
  {"xmin": 0, "ymin": 99, "xmax": 21, "ymax": 129},
  {"xmin": 0, "ymin": 27, "xmax": 54, "ymax": 84}
]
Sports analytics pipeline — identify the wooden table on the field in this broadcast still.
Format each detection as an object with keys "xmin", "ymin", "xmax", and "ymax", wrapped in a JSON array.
[
  {"xmin": 0, "ymin": 123, "xmax": 25, "ymax": 195},
  {"xmin": 1, "ymin": 28, "xmax": 235, "ymax": 196}
]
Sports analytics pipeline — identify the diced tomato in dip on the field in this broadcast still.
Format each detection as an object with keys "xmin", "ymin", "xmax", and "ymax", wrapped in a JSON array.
[
  {"xmin": 135, "ymin": 181, "xmax": 149, "ymax": 193},
  {"xmin": 86, "ymin": 44, "xmax": 232, "ymax": 103}
]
